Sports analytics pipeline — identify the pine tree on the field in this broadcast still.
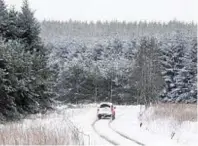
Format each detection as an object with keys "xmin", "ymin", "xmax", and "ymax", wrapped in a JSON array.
[
  {"xmin": 0, "ymin": 0, "xmax": 55, "ymax": 121},
  {"xmin": 160, "ymin": 45, "xmax": 172, "ymax": 100},
  {"xmin": 173, "ymin": 37, "xmax": 188, "ymax": 102},
  {"xmin": 160, "ymin": 33, "xmax": 196, "ymax": 103},
  {"xmin": 18, "ymin": 0, "xmax": 41, "ymax": 52},
  {"xmin": 184, "ymin": 37, "xmax": 197, "ymax": 102},
  {"xmin": 4, "ymin": 7, "xmax": 19, "ymax": 41},
  {"xmin": 0, "ymin": 0, "xmax": 8, "ymax": 39},
  {"xmin": 190, "ymin": 38, "xmax": 197, "ymax": 100},
  {"xmin": 0, "ymin": 0, "xmax": 6, "ymax": 17},
  {"xmin": 161, "ymin": 36, "xmax": 184, "ymax": 101}
]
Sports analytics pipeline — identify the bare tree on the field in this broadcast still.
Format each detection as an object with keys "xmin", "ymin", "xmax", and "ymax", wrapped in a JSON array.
[{"xmin": 133, "ymin": 37, "xmax": 163, "ymax": 107}]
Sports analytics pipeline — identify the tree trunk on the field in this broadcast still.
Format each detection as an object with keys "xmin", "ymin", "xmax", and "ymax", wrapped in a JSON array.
[{"xmin": 94, "ymin": 85, "xmax": 97, "ymax": 103}]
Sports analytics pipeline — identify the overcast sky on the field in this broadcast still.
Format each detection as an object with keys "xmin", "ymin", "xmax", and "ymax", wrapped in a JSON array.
[{"xmin": 4, "ymin": 0, "xmax": 197, "ymax": 22}]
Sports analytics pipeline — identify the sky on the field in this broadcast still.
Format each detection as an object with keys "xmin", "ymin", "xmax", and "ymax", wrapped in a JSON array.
[{"xmin": 4, "ymin": 0, "xmax": 197, "ymax": 23}]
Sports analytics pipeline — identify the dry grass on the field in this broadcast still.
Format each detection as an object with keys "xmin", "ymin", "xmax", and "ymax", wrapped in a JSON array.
[
  {"xmin": 0, "ymin": 108, "xmax": 84, "ymax": 145},
  {"xmin": 139, "ymin": 103, "xmax": 198, "ymax": 142},
  {"xmin": 149, "ymin": 103, "xmax": 197, "ymax": 122},
  {"xmin": 0, "ymin": 123, "xmax": 82, "ymax": 145}
]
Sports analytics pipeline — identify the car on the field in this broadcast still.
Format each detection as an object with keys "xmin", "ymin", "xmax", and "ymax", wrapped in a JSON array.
[{"xmin": 97, "ymin": 102, "xmax": 116, "ymax": 120}]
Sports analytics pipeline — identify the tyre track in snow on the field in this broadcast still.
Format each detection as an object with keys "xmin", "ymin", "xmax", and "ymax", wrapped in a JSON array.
[
  {"xmin": 91, "ymin": 112, "xmax": 126, "ymax": 145},
  {"xmin": 92, "ymin": 120, "xmax": 119, "ymax": 145},
  {"xmin": 92, "ymin": 112, "xmax": 143, "ymax": 146},
  {"xmin": 109, "ymin": 108, "xmax": 145, "ymax": 146},
  {"xmin": 108, "ymin": 120, "xmax": 145, "ymax": 146}
]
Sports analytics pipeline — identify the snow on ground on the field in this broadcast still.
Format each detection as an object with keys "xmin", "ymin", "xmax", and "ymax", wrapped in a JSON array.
[
  {"xmin": 1, "ymin": 104, "xmax": 196, "ymax": 145},
  {"xmin": 0, "ymin": 104, "xmax": 107, "ymax": 145},
  {"xmin": 94, "ymin": 119, "xmax": 140, "ymax": 146},
  {"xmin": 140, "ymin": 116, "xmax": 198, "ymax": 146},
  {"xmin": 110, "ymin": 105, "xmax": 197, "ymax": 146},
  {"xmin": 175, "ymin": 121, "xmax": 198, "ymax": 146},
  {"xmin": 69, "ymin": 105, "xmax": 142, "ymax": 145},
  {"xmin": 0, "ymin": 105, "xmax": 85, "ymax": 145},
  {"xmin": 69, "ymin": 105, "xmax": 112, "ymax": 145},
  {"xmin": 69, "ymin": 104, "xmax": 141, "ymax": 145}
]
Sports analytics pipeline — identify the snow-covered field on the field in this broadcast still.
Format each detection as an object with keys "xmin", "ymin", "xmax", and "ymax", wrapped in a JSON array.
[
  {"xmin": 0, "ymin": 104, "xmax": 197, "ymax": 145},
  {"xmin": 0, "ymin": 105, "xmax": 85, "ymax": 145},
  {"xmin": 70, "ymin": 104, "xmax": 197, "ymax": 146},
  {"xmin": 110, "ymin": 106, "xmax": 197, "ymax": 146},
  {"xmin": 139, "ymin": 105, "xmax": 198, "ymax": 146}
]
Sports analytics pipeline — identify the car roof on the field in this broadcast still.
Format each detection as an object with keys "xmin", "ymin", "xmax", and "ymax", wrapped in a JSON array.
[{"xmin": 99, "ymin": 102, "xmax": 113, "ymax": 106}]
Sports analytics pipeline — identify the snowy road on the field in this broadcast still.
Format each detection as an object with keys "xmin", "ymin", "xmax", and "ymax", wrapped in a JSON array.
[
  {"xmin": 90, "ymin": 106, "xmax": 144, "ymax": 146},
  {"xmin": 92, "ymin": 120, "xmax": 118, "ymax": 145},
  {"xmin": 70, "ymin": 105, "xmax": 196, "ymax": 146},
  {"xmin": 108, "ymin": 120, "xmax": 145, "ymax": 146},
  {"xmin": 93, "ymin": 119, "xmax": 143, "ymax": 146}
]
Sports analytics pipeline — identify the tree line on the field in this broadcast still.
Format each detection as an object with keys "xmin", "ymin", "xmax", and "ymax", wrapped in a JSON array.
[
  {"xmin": 49, "ymin": 34, "xmax": 197, "ymax": 105},
  {"xmin": 42, "ymin": 18, "xmax": 196, "ymax": 105},
  {"xmin": 41, "ymin": 19, "xmax": 197, "ymax": 45}
]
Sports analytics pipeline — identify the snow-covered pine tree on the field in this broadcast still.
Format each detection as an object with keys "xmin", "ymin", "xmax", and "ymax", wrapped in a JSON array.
[
  {"xmin": 0, "ymin": 0, "xmax": 8, "ymax": 39},
  {"xmin": 0, "ymin": 37, "xmax": 55, "ymax": 120},
  {"xmin": 160, "ymin": 38, "xmax": 175, "ymax": 102},
  {"xmin": 17, "ymin": 0, "xmax": 41, "ymax": 52},
  {"xmin": 189, "ymin": 38, "xmax": 197, "ymax": 100},
  {"xmin": 173, "ymin": 35, "xmax": 188, "ymax": 102},
  {"xmin": 183, "ymin": 37, "xmax": 197, "ymax": 103},
  {"xmin": 4, "ymin": 7, "xmax": 19, "ymax": 41},
  {"xmin": 0, "ymin": 0, "xmax": 7, "ymax": 19},
  {"xmin": 0, "ymin": 0, "xmax": 56, "ymax": 121},
  {"xmin": 160, "ymin": 33, "xmax": 196, "ymax": 103}
]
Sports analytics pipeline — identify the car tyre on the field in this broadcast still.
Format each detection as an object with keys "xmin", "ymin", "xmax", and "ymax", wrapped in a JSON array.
[
  {"xmin": 112, "ymin": 115, "xmax": 115, "ymax": 120},
  {"xmin": 97, "ymin": 115, "xmax": 101, "ymax": 120}
]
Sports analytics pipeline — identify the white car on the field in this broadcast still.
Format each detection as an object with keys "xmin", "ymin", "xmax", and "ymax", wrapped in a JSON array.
[{"xmin": 97, "ymin": 102, "xmax": 116, "ymax": 120}]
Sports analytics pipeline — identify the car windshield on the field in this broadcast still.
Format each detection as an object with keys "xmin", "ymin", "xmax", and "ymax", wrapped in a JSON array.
[{"xmin": 100, "ymin": 104, "xmax": 110, "ymax": 108}]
